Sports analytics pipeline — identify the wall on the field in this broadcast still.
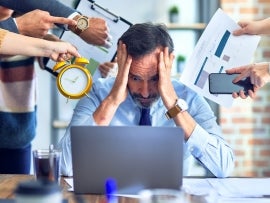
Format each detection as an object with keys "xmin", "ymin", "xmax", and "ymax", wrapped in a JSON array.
[
  {"xmin": 95, "ymin": 0, "xmax": 197, "ymax": 24},
  {"xmin": 220, "ymin": 0, "xmax": 270, "ymax": 177}
]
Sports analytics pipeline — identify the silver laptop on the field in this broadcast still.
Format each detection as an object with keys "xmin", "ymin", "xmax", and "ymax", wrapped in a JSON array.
[{"xmin": 70, "ymin": 126, "xmax": 183, "ymax": 194}]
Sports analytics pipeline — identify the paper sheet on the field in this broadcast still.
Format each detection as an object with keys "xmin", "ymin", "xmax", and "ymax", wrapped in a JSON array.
[
  {"xmin": 182, "ymin": 178, "xmax": 214, "ymax": 196},
  {"xmin": 207, "ymin": 178, "xmax": 270, "ymax": 198},
  {"xmin": 64, "ymin": 177, "xmax": 74, "ymax": 191},
  {"xmin": 180, "ymin": 8, "xmax": 261, "ymax": 107},
  {"xmin": 183, "ymin": 178, "xmax": 270, "ymax": 203}
]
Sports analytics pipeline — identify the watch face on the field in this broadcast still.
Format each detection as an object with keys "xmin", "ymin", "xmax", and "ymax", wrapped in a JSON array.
[
  {"xmin": 77, "ymin": 17, "xmax": 89, "ymax": 30},
  {"xmin": 59, "ymin": 67, "xmax": 91, "ymax": 97}
]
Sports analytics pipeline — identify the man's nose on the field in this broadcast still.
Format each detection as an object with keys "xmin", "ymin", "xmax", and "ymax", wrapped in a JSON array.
[{"xmin": 140, "ymin": 82, "xmax": 150, "ymax": 98}]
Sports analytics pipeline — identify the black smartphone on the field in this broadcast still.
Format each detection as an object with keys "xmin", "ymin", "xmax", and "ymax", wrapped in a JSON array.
[{"xmin": 208, "ymin": 73, "xmax": 253, "ymax": 94}]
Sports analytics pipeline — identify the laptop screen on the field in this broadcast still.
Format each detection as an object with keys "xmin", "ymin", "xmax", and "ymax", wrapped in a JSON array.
[{"xmin": 71, "ymin": 126, "xmax": 183, "ymax": 194}]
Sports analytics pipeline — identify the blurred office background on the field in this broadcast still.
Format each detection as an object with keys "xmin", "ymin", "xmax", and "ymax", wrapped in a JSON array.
[{"xmin": 32, "ymin": 0, "xmax": 270, "ymax": 177}]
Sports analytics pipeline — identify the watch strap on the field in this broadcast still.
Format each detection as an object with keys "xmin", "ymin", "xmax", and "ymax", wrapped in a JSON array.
[
  {"xmin": 165, "ymin": 104, "xmax": 182, "ymax": 119},
  {"xmin": 165, "ymin": 99, "xmax": 188, "ymax": 119},
  {"xmin": 68, "ymin": 15, "xmax": 89, "ymax": 35}
]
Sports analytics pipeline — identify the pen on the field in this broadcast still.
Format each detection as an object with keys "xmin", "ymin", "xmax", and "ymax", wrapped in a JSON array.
[{"xmin": 105, "ymin": 178, "xmax": 118, "ymax": 203}]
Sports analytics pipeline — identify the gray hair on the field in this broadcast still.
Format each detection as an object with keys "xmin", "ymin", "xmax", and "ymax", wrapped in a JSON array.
[{"xmin": 118, "ymin": 22, "xmax": 174, "ymax": 59}]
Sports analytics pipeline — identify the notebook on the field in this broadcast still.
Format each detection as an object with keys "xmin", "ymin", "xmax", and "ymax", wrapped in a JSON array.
[{"xmin": 70, "ymin": 126, "xmax": 183, "ymax": 194}]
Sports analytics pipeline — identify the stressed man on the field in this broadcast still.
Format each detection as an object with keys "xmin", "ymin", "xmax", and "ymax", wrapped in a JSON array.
[{"xmin": 58, "ymin": 23, "xmax": 234, "ymax": 178}]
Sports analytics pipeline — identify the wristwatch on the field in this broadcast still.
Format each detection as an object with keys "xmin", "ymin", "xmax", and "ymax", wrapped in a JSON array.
[
  {"xmin": 165, "ymin": 99, "xmax": 188, "ymax": 119},
  {"xmin": 69, "ymin": 15, "xmax": 89, "ymax": 35}
]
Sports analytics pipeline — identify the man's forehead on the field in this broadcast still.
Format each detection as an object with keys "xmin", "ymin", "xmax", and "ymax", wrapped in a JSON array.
[
  {"xmin": 130, "ymin": 55, "xmax": 158, "ymax": 70},
  {"xmin": 128, "ymin": 47, "xmax": 164, "ymax": 75},
  {"xmin": 128, "ymin": 71, "xmax": 158, "ymax": 79}
]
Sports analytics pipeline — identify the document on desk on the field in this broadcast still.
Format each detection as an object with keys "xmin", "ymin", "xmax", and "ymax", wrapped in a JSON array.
[
  {"xmin": 180, "ymin": 8, "xmax": 261, "ymax": 107},
  {"xmin": 183, "ymin": 178, "xmax": 270, "ymax": 198},
  {"xmin": 207, "ymin": 178, "xmax": 270, "ymax": 198}
]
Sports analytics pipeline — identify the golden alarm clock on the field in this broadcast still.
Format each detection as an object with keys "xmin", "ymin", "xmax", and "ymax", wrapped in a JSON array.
[{"xmin": 53, "ymin": 57, "xmax": 92, "ymax": 99}]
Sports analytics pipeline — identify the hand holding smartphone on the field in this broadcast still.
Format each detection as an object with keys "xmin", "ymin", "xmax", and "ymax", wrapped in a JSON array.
[{"xmin": 208, "ymin": 73, "xmax": 254, "ymax": 95}]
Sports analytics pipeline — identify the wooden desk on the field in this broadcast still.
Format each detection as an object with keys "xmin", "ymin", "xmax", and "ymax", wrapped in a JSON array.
[{"xmin": 0, "ymin": 174, "xmax": 138, "ymax": 203}]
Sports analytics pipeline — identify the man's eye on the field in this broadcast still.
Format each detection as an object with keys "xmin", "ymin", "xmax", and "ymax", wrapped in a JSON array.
[
  {"xmin": 132, "ymin": 76, "xmax": 140, "ymax": 81},
  {"xmin": 151, "ymin": 76, "xmax": 159, "ymax": 82}
]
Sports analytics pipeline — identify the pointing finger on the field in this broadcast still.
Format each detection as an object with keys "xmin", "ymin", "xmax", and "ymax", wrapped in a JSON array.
[{"xmin": 48, "ymin": 16, "xmax": 76, "ymax": 26}]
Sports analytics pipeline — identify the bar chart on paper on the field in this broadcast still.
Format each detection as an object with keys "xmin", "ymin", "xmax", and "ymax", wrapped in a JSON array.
[{"xmin": 180, "ymin": 8, "xmax": 260, "ymax": 107}]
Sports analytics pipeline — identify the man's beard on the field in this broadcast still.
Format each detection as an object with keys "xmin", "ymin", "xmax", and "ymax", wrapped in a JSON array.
[{"xmin": 131, "ymin": 92, "xmax": 159, "ymax": 108}]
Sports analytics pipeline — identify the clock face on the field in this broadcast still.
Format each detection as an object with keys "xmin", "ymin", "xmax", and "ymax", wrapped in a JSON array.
[
  {"xmin": 59, "ymin": 66, "xmax": 91, "ymax": 97},
  {"xmin": 77, "ymin": 17, "xmax": 88, "ymax": 30}
]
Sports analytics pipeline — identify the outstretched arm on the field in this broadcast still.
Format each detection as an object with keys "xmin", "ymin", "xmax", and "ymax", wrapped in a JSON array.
[
  {"xmin": 0, "ymin": 29, "xmax": 80, "ymax": 61},
  {"xmin": 0, "ymin": 0, "xmax": 110, "ymax": 46}
]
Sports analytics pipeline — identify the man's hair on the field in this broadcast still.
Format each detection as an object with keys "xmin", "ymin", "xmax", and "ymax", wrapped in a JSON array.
[{"xmin": 118, "ymin": 22, "xmax": 174, "ymax": 59}]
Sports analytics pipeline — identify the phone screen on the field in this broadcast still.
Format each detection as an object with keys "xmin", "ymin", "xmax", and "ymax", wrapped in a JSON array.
[{"xmin": 208, "ymin": 73, "xmax": 253, "ymax": 94}]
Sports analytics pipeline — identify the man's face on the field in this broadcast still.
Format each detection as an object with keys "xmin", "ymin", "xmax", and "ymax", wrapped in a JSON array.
[{"xmin": 128, "ymin": 48, "xmax": 162, "ymax": 108}]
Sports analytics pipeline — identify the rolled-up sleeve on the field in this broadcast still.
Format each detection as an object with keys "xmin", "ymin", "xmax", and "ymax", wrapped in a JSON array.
[
  {"xmin": 186, "ymin": 124, "xmax": 234, "ymax": 177},
  {"xmin": 182, "ymin": 90, "xmax": 235, "ymax": 178}
]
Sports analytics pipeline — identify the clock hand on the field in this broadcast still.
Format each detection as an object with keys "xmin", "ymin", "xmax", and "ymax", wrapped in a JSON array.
[
  {"xmin": 64, "ymin": 78, "xmax": 74, "ymax": 82},
  {"xmin": 64, "ymin": 76, "xmax": 79, "ymax": 83},
  {"xmin": 73, "ymin": 76, "xmax": 79, "ymax": 82}
]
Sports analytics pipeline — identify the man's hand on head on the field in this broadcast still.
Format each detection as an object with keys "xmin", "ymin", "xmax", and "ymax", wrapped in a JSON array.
[
  {"xmin": 158, "ymin": 47, "xmax": 177, "ymax": 109},
  {"xmin": 108, "ymin": 42, "xmax": 131, "ymax": 104}
]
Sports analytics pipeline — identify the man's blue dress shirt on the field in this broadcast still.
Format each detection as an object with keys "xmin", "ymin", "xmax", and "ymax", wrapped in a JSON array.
[{"xmin": 58, "ymin": 77, "xmax": 234, "ymax": 177}]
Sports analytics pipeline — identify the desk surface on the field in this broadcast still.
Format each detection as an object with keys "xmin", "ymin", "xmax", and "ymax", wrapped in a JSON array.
[
  {"xmin": 4, "ymin": 175, "xmax": 269, "ymax": 203},
  {"xmin": 0, "ymin": 174, "xmax": 138, "ymax": 203}
]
